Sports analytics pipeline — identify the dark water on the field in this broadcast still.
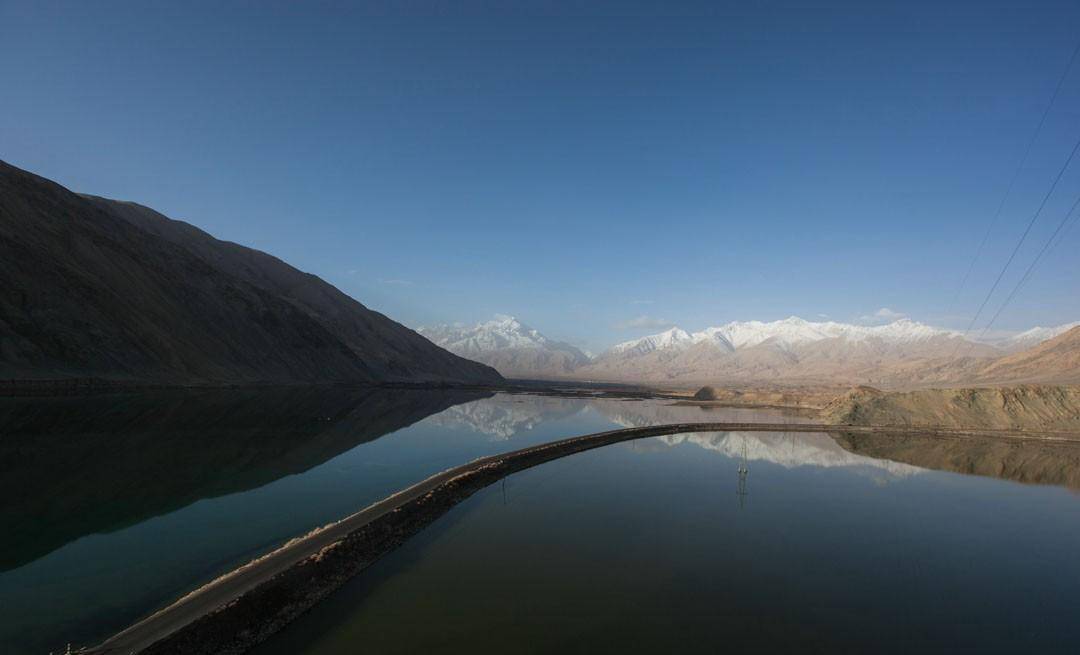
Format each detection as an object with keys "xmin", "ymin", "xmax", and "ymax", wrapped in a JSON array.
[
  {"xmin": 0, "ymin": 389, "xmax": 792, "ymax": 655},
  {"xmin": 257, "ymin": 431, "xmax": 1080, "ymax": 655},
  {"xmin": 6, "ymin": 391, "xmax": 1080, "ymax": 654}
]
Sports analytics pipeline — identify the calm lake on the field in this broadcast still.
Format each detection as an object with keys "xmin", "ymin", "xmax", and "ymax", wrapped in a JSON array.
[{"xmin": 4, "ymin": 389, "xmax": 1080, "ymax": 654}]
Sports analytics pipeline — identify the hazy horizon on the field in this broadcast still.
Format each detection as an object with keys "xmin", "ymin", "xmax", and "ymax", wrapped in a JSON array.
[{"xmin": 4, "ymin": 1, "xmax": 1080, "ymax": 354}]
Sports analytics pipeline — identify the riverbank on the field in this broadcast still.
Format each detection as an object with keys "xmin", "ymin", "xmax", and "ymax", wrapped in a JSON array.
[{"xmin": 87, "ymin": 421, "xmax": 1080, "ymax": 654}]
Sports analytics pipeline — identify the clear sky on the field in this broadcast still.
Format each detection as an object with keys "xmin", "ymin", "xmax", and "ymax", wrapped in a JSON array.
[{"xmin": 3, "ymin": 1, "xmax": 1080, "ymax": 352}]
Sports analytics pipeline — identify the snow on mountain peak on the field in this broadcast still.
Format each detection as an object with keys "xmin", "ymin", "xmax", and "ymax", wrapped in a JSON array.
[
  {"xmin": 610, "ymin": 326, "xmax": 693, "ymax": 356},
  {"xmin": 418, "ymin": 315, "xmax": 551, "ymax": 354},
  {"xmin": 418, "ymin": 315, "xmax": 596, "ymax": 366},
  {"xmin": 1006, "ymin": 321, "xmax": 1080, "ymax": 348},
  {"xmin": 606, "ymin": 316, "xmax": 954, "ymax": 358}
]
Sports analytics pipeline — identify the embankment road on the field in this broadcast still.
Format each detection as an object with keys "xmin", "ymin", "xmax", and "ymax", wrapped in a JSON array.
[{"xmin": 88, "ymin": 421, "xmax": 1080, "ymax": 654}]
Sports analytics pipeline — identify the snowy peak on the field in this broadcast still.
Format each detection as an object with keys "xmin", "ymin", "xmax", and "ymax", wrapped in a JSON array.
[
  {"xmin": 419, "ymin": 314, "xmax": 552, "ymax": 354},
  {"xmin": 418, "ymin": 315, "xmax": 592, "ymax": 378},
  {"xmin": 610, "ymin": 327, "xmax": 693, "ymax": 357}
]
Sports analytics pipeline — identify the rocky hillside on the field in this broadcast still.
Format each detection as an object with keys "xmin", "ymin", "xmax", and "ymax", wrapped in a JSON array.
[
  {"xmin": 823, "ymin": 385, "xmax": 1080, "ymax": 432},
  {"xmin": 974, "ymin": 327, "xmax": 1080, "ymax": 384},
  {"xmin": 0, "ymin": 160, "xmax": 501, "ymax": 385}
]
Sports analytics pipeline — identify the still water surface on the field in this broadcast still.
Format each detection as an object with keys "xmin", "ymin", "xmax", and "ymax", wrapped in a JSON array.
[
  {"xmin": 259, "ymin": 429, "xmax": 1080, "ymax": 654},
  {"xmin": 0, "ymin": 389, "xmax": 792, "ymax": 654},
  {"xmin": 4, "ymin": 389, "xmax": 1080, "ymax": 653}
]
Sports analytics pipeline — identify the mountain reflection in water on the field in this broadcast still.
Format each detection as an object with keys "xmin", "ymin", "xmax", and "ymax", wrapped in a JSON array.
[
  {"xmin": 425, "ymin": 392, "xmax": 1080, "ymax": 489},
  {"xmin": 4, "ymin": 390, "xmax": 1080, "ymax": 655},
  {"xmin": 256, "ymin": 394, "xmax": 1080, "ymax": 655},
  {"xmin": 0, "ymin": 387, "xmax": 491, "ymax": 572},
  {"xmin": 835, "ymin": 430, "xmax": 1080, "ymax": 491}
]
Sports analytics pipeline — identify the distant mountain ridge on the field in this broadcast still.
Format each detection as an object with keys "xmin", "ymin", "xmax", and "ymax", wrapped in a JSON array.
[
  {"xmin": 610, "ymin": 317, "xmax": 956, "ymax": 356},
  {"xmin": 0, "ymin": 160, "xmax": 501, "ymax": 385},
  {"xmin": 583, "ymin": 317, "xmax": 1080, "ymax": 386},
  {"xmin": 1000, "ymin": 322, "xmax": 1080, "ymax": 352},
  {"xmin": 580, "ymin": 316, "xmax": 1001, "ymax": 385},
  {"xmin": 418, "ymin": 315, "xmax": 590, "ymax": 379},
  {"xmin": 975, "ymin": 326, "xmax": 1080, "ymax": 385},
  {"xmin": 424, "ymin": 313, "xmax": 1078, "ymax": 387}
]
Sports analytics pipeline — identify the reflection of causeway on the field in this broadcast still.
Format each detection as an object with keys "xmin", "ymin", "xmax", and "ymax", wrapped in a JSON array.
[
  {"xmin": 438, "ymin": 393, "xmax": 1080, "ymax": 490},
  {"xmin": 438, "ymin": 394, "xmax": 921, "ymax": 478},
  {"xmin": 430, "ymin": 393, "xmax": 802, "ymax": 440}
]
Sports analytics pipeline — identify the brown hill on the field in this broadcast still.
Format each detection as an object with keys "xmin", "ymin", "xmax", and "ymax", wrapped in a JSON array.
[
  {"xmin": 454, "ymin": 346, "xmax": 588, "ymax": 379},
  {"xmin": 823, "ymin": 385, "xmax": 1080, "ymax": 432},
  {"xmin": 0, "ymin": 160, "xmax": 501, "ymax": 385},
  {"xmin": 974, "ymin": 326, "xmax": 1080, "ymax": 385},
  {"xmin": 576, "ymin": 334, "xmax": 1000, "ymax": 387},
  {"xmin": 574, "ymin": 327, "xmax": 1079, "ymax": 390}
]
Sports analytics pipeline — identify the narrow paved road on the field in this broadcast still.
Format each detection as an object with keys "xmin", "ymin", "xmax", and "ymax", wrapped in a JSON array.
[{"xmin": 88, "ymin": 421, "xmax": 1080, "ymax": 654}]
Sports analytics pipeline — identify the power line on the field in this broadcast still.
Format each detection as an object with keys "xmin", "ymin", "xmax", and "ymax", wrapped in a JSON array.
[
  {"xmin": 947, "ymin": 38, "xmax": 1080, "ymax": 316},
  {"xmin": 1050, "ymin": 201, "xmax": 1080, "ymax": 252},
  {"xmin": 954, "ymin": 131, "xmax": 1080, "ymax": 351},
  {"xmin": 979, "ymin": 189, "xmax": 1080, "ymax": 337}
]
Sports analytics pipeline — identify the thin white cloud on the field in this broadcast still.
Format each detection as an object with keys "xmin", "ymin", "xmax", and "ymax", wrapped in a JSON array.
[
  {"xmin": 615, "ymin": 315, "xmax": 674, "ymax": 330},
  {"xmin": 858, "ymin": 307, "xmax": 906, "ymax": 324},
  {"xmin": 630, "ymin": 299, "xmax": 654, "ymax": 305},
  {"xmin": 378, "ymin": 278, "xmax": 414, "ymax": 286}
]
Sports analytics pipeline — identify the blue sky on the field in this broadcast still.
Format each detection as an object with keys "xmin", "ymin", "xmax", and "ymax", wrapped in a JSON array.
[{"xmin": 3, "ymin": 1, "xmax": 1080, "ymax": 352}]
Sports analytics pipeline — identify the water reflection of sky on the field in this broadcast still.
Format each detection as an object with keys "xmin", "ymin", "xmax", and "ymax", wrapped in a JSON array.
[
  {"xmin": 1, "ymin": 390, "xmax": 1072, "ymax": 655},
  {"xmin": 258, "ymin": 416, "xmax": 1080, "ymax": 655}
]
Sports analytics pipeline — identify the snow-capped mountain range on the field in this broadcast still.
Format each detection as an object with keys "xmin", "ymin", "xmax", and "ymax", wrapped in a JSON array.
[
  {"xmin": 609, "ymin": 317, "xmax": 955, "ymax": 357},
  {"xmin": 418, "ymin": 315, "xmax": 591, "ymax": 379},
  {"xmin": 585, "ymin": 316, "xmax": 1079, "ymax": 385},
  {"xmin": 419, "ymin": 314, "xmax": 1079, "ymax": 385}
]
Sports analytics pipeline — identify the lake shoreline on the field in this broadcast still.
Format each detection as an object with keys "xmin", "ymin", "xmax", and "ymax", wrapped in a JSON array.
[{"xmin": 0, "ymin": 377, "xmax": 659, "ymax": 398}]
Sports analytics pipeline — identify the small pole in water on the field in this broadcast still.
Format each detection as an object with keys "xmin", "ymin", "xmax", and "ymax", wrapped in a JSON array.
[{"xmin": 736, "ymin": 435, "xmax": 749, "ymax": 510}]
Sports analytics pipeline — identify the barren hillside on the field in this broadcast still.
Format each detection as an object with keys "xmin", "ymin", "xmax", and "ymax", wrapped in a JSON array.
[{"xmin": 823, "ymin": 385, "xmax": 1080, "ymax": 432}]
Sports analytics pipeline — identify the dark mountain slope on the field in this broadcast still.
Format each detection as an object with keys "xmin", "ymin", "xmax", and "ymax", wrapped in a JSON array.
[{"xmin": 0, "ymin": 160, "xmax": 500, "ymax": 384}]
